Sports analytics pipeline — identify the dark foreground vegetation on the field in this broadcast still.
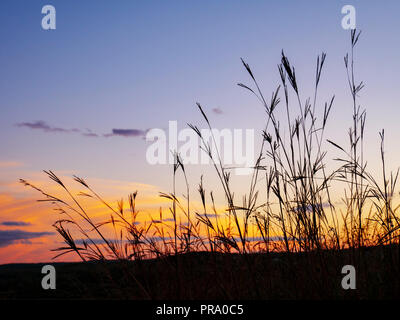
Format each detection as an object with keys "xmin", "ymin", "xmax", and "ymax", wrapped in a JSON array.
[
  {"xmin": 1, "ymin": 246, "xmax": 399, "ymax": 299},
  {"xmin": 12, "ymin": 30, "xmax": 400, "ymax": 300}
]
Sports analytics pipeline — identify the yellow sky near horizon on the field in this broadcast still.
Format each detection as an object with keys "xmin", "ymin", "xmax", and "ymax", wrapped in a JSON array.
[
  {"xmin": 1, "ymin": 162, "xmax": 398, "ymax": 264},
  {"xmin": 0, "ymin": 169, "xmax": 232, "ymax": 264}
]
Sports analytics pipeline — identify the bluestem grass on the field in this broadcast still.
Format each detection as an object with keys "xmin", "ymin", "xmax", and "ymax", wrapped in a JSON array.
[{"xmin": 20, "ymin": 31, "xmax": 400, "ymax": 298}]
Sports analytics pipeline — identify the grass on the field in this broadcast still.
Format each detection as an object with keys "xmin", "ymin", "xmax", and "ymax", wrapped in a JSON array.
[{"xmin": 17, "ymin": 29, "xmax": 400, "ymax": 299}]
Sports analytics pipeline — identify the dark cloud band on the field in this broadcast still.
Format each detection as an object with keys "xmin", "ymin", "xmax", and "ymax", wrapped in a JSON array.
[
  {"xmin": 16, "ymin": 121, "xmax": 147, "ymax": 139},
  {"xmin": 0, "ymin": 229, "xmax": 55, "ymax": 247},
  {"xmin": 0, "ymin": 221, "xmax": 32, "ymax": 226}
]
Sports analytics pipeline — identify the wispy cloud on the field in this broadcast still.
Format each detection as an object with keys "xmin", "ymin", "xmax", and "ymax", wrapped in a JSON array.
[
  {"xmin": 15, "ymin": 121, "xmax": 80, "ymax": 133},
  {"xmin": 0, "ymin": 221, "xmax": 32, "ymax": 226},
  {"xmin": 104, "ymin": 129, "xmax": 148, "ymax": 138},
  {"xmin": 81, "ymin": 129, "xmax": 99, "ymax": 137},
  {"xmin": 16, "ymin": 121, "xmax": 147, "ymax": 139},
  {"xmin": 196, "ymin": 213, "xmax": 219, "ymax": 218},
  {"xmin": 292, "ymin": 203, "xmax": 331, "ymax": 213},
  {"xmin": 0, "ymin": 229, "xmax": 55, "ymax": 248},
  {"xmin": 74, "ymin": 236, "xmax": 173, "ymax": 245},
  {"xmin": 212, "ymin": 108, "xmax": 223, "ymax": 115},
  {"xmin": 152, "ymin": 218, "xmax": 175, "ymax": 223}
]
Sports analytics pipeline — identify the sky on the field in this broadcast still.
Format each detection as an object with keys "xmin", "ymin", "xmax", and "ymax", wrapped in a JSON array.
[{"xmin": 1, "ymin": 0, "xmax": 400, "ymax": 263}]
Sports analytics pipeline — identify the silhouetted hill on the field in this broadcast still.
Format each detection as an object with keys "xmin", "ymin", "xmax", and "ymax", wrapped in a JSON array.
[{"xmin": 1, "ymin": 246, "xmax": 399, "ymax": 299}]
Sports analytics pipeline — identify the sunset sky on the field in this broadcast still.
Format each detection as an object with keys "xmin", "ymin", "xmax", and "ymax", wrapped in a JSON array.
[{"xmin": 1, "ymin": 0, "xmax": 400, "ymax": 263}]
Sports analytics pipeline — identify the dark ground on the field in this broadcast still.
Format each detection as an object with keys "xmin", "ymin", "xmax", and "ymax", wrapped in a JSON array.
[{"xmin": 1, "ymin": 245, "xmax": 399, "ymax": 300}]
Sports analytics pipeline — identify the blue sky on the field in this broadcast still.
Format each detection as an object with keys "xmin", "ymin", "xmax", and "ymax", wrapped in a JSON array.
[{"xmin": 0, "ymin": 0, "xmax": 400, "ymax": 196}]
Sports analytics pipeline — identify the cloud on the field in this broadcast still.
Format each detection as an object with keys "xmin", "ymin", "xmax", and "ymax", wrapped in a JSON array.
[
  {"xmin": 232, "ymin": 236, "xmax": 304, "ymax": 242},
  {"xmin": 74, "ymin": 236, "xmax": 173, "ymax": 245},
  {"xmin": 82, "ymin": 133, "xmax": 99, "ymax": 137},
  {"xmin": 212, "ymin": 108, "xmax": 223, "ymax": 115},
  {"xmin": 292, "ymin": 203, "xmax": 331, "ymax": 213},
  {"xmin": 151, "ymin": 218, "xmax": 176, "ymax": 223},
  {"xmin": 15, "ymin": 121, "xmax": 80, "ymax": 133},
  {"xmin": 104, "ymin": 129, "xmax": 148, "ymax": 138},
  {"xmin": 0, "ymin": 221, "xmax": 32, "ymax": 226},
  {"xmin": 196, "ymin": 213, "xmax": 219, "ymax": 218},
  {"xmin": 0, "ymin": 229, "xmax": 55, "ymax": 247},
  {"xmin": 81, "ymin": 129, "xmax": 99, "ymax": 137},
  {"xmin": 16, "ymin": 121, "xmax": 148, "ymax": 139}
]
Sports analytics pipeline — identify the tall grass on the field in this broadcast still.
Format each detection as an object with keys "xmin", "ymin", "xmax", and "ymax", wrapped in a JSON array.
[{"xmin": 20, "ymin": 30, "xmax": 400, "ymax": 298}]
